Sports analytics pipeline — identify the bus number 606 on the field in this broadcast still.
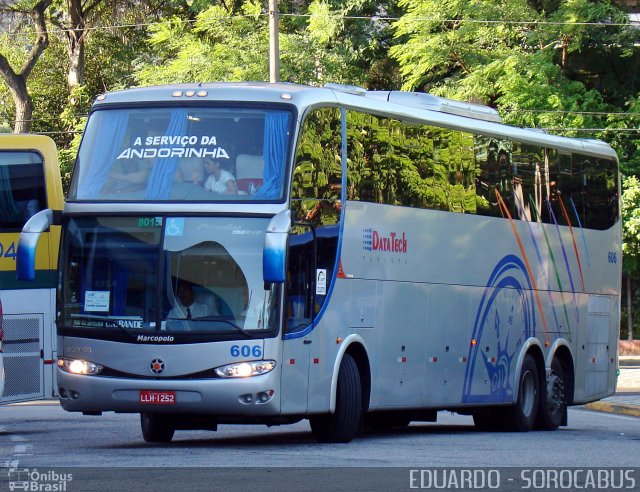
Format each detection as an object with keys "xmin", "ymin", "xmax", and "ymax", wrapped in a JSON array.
[{"xmin": 230, "ymin": 345, "xmax": 262, "ymax": 358}]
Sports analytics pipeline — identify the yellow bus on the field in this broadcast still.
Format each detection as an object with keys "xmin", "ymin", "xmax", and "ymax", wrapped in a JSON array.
[{"xmin": 0, "ymin": 134, "xmax": 63, "ymax": 403}]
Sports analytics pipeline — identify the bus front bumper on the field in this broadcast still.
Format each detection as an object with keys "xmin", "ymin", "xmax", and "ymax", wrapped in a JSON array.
[{"xmin": 56, "ymin": 368, "xmax": 281, "ymax": 416}]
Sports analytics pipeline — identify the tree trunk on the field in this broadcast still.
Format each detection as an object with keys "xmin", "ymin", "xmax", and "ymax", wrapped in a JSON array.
[
  {"xmin": 67, "ymin": 31, "xmax": 85, "ymax": 88},
  {"xmin": 0, "ymin": 57, "xmax": 32, "ymax": 133},
  {"xmin": 66, "ymin": 0, "xmax": 87, "ymax": 88},
  {"xmin": 0, "ymin": 0, "xmax": 51, "ymax": 133},
  {"xmin": 10, "ymin": 82, "xmax": 33, "ymax": 134}
]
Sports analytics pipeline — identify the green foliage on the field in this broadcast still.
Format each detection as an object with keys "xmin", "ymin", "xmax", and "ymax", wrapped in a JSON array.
[
  {"xmin": 135, "ymin": 5, "xmax": 270, "ymax": 84},
  {"xmin": 622, "ymin": 175, "xmax": 640, "ymax": 275},
  {"xmin": 134, "ymin": 0, "xmax": 400, "ymax": 87},
  {"xmin": 0, "ymin": 31, "xmax": 69, "ymax": 133},
  {"xmin": 390, "ymin": 0, "xmax": 620, "ymax": 137}
]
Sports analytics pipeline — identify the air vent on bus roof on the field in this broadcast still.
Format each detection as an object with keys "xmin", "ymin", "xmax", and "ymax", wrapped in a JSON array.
[
  {"xmin": 324, "ymin": 83, "xmax": 367, "ymax": 96},
  {"xmin": 367, "ymin": 91, "xmax": 503, "ymax": 124}
]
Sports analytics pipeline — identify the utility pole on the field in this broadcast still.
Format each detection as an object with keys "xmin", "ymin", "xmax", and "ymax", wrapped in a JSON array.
[
  {"xmin": 627, "ymin": 274, "xmax": 633, "ymax": 341},
  {"xmin": 269, "ymin": 0, "xmax": 280, "ymax": 83}
]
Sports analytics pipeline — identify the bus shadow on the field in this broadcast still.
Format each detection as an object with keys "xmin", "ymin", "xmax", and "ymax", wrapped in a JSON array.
[{"xmin": 105, "ymin": 423, "xmax": 480, "ymax": 449}]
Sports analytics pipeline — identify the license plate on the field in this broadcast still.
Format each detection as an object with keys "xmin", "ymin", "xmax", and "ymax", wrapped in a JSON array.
[{"xmin": 139, "ymin": 390, "xmax": 176, "ymax": 405}]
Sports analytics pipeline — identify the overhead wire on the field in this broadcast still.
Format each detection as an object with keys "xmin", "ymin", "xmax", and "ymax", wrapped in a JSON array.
[
  {"xmin": 0, "ymin": 10, "xmax": 638, "ymax": 39},
  {"xmin": 0, "ymin": 9, "xmax": 638, "ymax": 136}
]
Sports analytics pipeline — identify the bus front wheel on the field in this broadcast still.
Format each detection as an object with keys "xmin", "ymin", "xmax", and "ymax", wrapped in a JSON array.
[
  {"xmin": 140, "ymin": 413, "xmax": 175, "ymax": 443},
  {"xmin": 309, "ymin": 353, "xmax": 362, "ymax": 443}
]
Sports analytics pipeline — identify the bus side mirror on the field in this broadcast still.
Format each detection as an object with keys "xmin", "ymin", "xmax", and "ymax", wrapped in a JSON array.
[
  {"xmin": 17, "ymin": 208, "xmax": 54, "ymax": 281},
  {"xmin": 263, "ymin": 210, "xmax": 291, "ymax": 284}
]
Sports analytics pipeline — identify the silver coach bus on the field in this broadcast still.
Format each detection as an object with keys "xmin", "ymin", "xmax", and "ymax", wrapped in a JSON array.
[{"xmin": 19, "ymin": 82, "xmax": 621, "ymax": 442}]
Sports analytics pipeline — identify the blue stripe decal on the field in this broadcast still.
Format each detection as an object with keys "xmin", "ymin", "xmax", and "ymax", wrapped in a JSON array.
[
  {"xmin": 284, "ymin": 108, "xmax": 349, "ymax": 340},
  {"xmin": 462, "ymin": 254, "xmax": 536, "ymax": 404}
]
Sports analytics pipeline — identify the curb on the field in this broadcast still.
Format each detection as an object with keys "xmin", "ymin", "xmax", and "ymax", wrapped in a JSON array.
[
  {"xmin": 585, "ymin": 401, "xmax": 640, "ymax": 418},
  {"xmin": 619, "ymin": 359, "xmax": 640, "ymax": 368}
]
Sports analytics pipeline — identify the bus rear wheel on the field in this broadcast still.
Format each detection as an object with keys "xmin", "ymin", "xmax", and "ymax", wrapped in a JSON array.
[
  {"xmin": 535, "ymin": 357, "xmax": 566, "ymax": 430},
  {"xmin": 503, "ymin": 354, "xmax": 539, "ymax": 432},
  {"xmin": 309, "ymin": 354, "xmax": 362, "ymax": 443},
  {"xmin": 472, "ymin": 409, "xmax": 501, "ymax": 431},
  {"xmin": 141, "ymin": 413, "xmax": 175, "ymax": 443}
]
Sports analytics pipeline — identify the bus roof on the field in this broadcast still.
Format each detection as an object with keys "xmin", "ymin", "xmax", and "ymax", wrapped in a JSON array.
[{"xmin": 92, "ymin": 82, "xmax": 618, "ymax": 161}]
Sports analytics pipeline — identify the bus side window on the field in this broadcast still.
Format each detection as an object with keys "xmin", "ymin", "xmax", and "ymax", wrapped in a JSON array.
[
  {"xmin": 285, "ymin": 225, "xmax": 315, "ymax": 333},
  {"xmin": 0, "ymin": 154, "xmax": 46, "ymax": 230}
]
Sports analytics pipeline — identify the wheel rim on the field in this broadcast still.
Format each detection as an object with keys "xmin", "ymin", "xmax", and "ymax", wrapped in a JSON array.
[
  {"xmin": 520, "ymin": 369, "xmax": 537, "ymax": 417},
  {"xmin": 547, "ymin": 372, "xmax": 565, "ymax": 413}
]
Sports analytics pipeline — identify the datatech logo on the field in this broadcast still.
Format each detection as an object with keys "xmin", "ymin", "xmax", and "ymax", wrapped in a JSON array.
[{"xmin": 363, "ymin": 228, "xmax": 407, "ymax": 253}]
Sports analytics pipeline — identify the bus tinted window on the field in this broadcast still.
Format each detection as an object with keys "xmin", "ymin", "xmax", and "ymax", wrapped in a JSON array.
[
  {"xmin": 344, "ymin": 110, "xmax": 618, "ymax": 230},
  {"xmin": 346, "ymin": 111, "xmax": 477, "ymax": 212},
  {"xmin": 288, "ymin": 108, "xmax": 342, "ymax": 331},
  {"xmin": 70, "ymin": 107, "xmax": 292, "ymax": 202},
  {"xmin": 0, "ymin": 152, "xmax": 46, "ymax": 230}
]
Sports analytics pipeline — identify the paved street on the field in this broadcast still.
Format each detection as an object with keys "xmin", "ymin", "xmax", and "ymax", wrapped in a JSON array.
[
  {"xmin": 1, "ymin": 400, "xmax": 639, "ymax": 491},
  {"xmin": 1, "ymin": 364, "xmax": 638, "ymax": 491}
]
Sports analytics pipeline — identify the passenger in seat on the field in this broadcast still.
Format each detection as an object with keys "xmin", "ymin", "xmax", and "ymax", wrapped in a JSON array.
[{"xmin": 198, "ymin": 157, "xmax": 238, "ymax": 195}]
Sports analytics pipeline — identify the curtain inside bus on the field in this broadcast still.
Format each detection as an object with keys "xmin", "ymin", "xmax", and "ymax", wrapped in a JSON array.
[
  {"xmin": 254, "ymin": 111, "xmax": 290, "ymax": 199},
  {"xmin": 144, "ymin": 109, "xmax": 188, "ymax": 200},
  {"xmin": 77, "ymin": 111, "xmax": 130, "ymax": 198}
]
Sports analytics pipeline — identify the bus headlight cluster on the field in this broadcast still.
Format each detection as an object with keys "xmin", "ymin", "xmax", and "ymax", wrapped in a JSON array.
[
  {"xmin": 214, "ymin": 360, "xmax": 276, "ymax": 378},
  {"xmin": 57, "ymin": 358, "xmax": 104, "ymax": 375}
]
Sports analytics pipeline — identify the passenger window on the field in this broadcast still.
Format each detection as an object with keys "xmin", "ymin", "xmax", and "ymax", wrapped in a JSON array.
[{"xmin": 0, "ymin": 152, "xmax": 46, "ymax": 230}]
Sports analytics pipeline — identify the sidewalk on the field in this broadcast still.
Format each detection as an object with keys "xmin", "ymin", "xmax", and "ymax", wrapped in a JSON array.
[{"xmin": 584, "ymin": 357, "xmax": 640, "ymax": 418}]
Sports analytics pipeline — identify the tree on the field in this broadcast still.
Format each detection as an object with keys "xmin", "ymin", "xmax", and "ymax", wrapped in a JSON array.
[
  {"xmin": 134, "ymin": 0, "xmax": 402, "ymax": 88},
  {"xmin": 0, "ymin": 0, "xmax": 51, "ymax": 133},
  {"xmin": 622, "ymin": 175, "xmax": 640, "ymax": 340},
  {"xmin": 135, "ymin": 2, "xmax": 271, "ymax": 84},
  {"xmin": 49, "ymin": 0, "xmax": 97, "ymax": 89},
  {"xmin": 389, "ymin": 0, "xmax": 629, "ymax": 133},
  {"xmin": 50, "ymin": 0, "xmax": 174, "ymax": 90}
]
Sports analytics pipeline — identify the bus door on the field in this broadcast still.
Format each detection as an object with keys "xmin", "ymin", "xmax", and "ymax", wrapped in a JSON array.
[
  {"xmin": 281, "ymin": 224, "xmax": 316, "ymax": 413},
  {"xmin": 1, "ymin": 312, "xmax": 46, "ymax": 402}
]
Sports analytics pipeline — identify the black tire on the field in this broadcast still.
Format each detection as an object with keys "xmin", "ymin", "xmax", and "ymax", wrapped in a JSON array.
[
  {"xmin": 535, "ymin": 357, "xmax": 566, "ymax": 431},
  {"xmin": 309, "ymin": 354, "xmax": 362, "ymax": 443},
  {"xmin": 503, "ymin": 354, "xmax": 539, "ymax": 432},
  {"xmin": 140, "ymin": 413, "xmax": 175, "ymax": 443},
  {"xmin": 472, "ymin": 409, "xmax": 501, "ymax": 431}
]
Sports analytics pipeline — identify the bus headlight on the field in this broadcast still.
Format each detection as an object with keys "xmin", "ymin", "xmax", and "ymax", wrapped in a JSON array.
[
  {"xmin": 57, "ymin": 358, "xmax": 104, "ymax": 375},
  {"xmin": 214, "ymin": 360, "xmax": 276, "ymax": 378}
]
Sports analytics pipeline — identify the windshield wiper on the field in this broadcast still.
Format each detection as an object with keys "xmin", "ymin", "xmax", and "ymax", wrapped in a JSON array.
[{"xmin": 189, "ymin": 316, "xmax": 254, "ymax": 338}]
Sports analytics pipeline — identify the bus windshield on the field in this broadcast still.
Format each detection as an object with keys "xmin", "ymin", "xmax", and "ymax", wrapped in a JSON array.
[
  {"xmin": 59, "ymin": 216, "xmax": 280, "ymax": 338},
  {"xmin": 69, "ymin": 106, "xmax": 292, "ymax": 201}
]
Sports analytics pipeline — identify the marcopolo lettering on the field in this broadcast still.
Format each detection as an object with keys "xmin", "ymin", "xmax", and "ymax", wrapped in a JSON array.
[
  {"xmin": 137, "ymin": 335, "xmax": 175, "ymax": 343},
  {"xmin": 372, "ymin": 230, "xmax": 407, "ymax": 253}
]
